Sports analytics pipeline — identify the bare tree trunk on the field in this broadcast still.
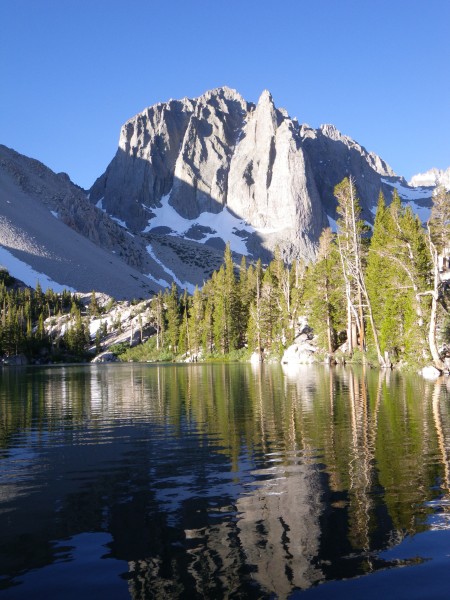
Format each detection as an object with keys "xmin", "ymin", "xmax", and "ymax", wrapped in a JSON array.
[
  {"xmin": 256, "ymin": 269, "xmax": 262, "ymax": 361},
  {"xmin": 361, "ymin": 281, "xmax": 385, "ymax": 367},
  {"xmin": 325, "ymin": 285, "xmax": 333, "ymax": 354},
  {"xmin": 426, "ymin": 231, "xmax": 444, "ymax": 370},
  {"xmin": 357, "ymin": 286, "xmax": 365, "ymax": 352}
]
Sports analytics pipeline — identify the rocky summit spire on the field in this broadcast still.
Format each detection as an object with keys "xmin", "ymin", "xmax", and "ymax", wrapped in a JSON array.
[
  {"xmin": 89, "ymin": 87, "xmax": 402, "ymax": 266},
  {"xmin": 257, "ymin": 89, "xmax": 273, "ymax": 103}
]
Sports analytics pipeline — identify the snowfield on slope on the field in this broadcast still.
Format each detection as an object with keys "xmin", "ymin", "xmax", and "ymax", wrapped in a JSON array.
[
  {"xmin": 143, "ymin": 192, "xmax": 285, "ymax": 256},
  {"xmin": 0, "ymin": 245, "xmax": 75, "ymax": 292}
]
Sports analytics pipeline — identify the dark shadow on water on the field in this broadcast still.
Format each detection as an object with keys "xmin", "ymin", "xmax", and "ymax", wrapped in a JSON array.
[{"xmin": 0, "ymin": 363, "xmax": 447, "ymax": 598}]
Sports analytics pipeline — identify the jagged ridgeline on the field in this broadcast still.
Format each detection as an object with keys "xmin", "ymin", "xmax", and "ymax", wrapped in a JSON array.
[
  {"xmin": 90, "ymin": 87, "xmax": 395, "ymax": 262},
  {"xmin": 0, "ymin": 87, "xmax": 434, "ymax": 295},
  {"xmin": 89, "ymin": 86, "xmax": 399, "ymax": 276}
]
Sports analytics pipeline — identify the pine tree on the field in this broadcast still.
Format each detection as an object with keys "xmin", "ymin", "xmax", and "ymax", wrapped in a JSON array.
[
  {"xmin": 259, "ymin": 266, "xmax": 280, "ymax": 351},
  {"xmin": 366, "ymin": 190, "xmax": 431, "ymax": 364},
  {"xmin": 89, "ymin": 291, "xmax": 100, "ymax": 317},
  {"xmin": 304, "ymin": 228, "xmax": 345, "ymax": 354},
  {"xmin": 267, "ymin": 248, "xmax": 292, "ymax": 348},
  {"xmin": 290, "ymin": 258, "xmax": 307, "ymax": 334},
  {"xmin": 153, "ymin": 291, "xmax": 165, "ymax": 350},
  {"xmin": 164, "ymin": 283, "xmax": 180, "ymax": 353},
  {"xmin": 202, "ymin": 293, "xmax": 214, "ymax": 355},
  {"xmin": 238, "ymin": 256, "xmax": 251, "ymax": 346},
  {"xmin": 335, "ymin": 177, "xmax": 384, "ymax": 365},
  {"xmin": 177, "ymin": 289, "xmax": 190, "ymax": 355},
  {"xmin": 188, "ymin": 286, "xmax": 204, "ymax": 356},
  {"xmin": 211, "ymin": 245, "xmax": 241, "ymax": 354},
  {"xmin": 246, "ymin": 259, "xmax": 263, "ymax": 357}
]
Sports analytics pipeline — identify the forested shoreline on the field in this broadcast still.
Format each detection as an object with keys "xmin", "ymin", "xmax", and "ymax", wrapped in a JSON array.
[{"xmin": 1, "ymin": 178, "xmax": 450, "ymax": 370}]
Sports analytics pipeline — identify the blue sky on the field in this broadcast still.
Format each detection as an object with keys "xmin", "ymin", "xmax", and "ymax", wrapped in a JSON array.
[{"xmin": 1, "ymin": 0, "xmax": 449, "ymax": 189}]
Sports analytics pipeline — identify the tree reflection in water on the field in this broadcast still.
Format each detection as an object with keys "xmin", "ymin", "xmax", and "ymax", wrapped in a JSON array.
[{"xmin": 0, "ymin": 363, "xmax": 448, "ymax": 598}]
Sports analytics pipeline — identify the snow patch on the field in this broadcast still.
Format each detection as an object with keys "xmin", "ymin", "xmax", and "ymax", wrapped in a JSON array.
[
  {"xmin": 0, "ymin": 246, "xmax": 75, "ymax": 292},
  {"xmin": 381, "ymin": 179, "xmax": 432, "ymax": 223},
  {"xmin": 253, "ymin": 224, "xmax": 286, "ymax": 234},
  {"xmin": 96, "ymin": 197, "xmax": 132, "ymax": 232},
  {"xmin": 50, "ymin": 211, "xmax": 59, "ymax": 219},
  {"xmin": 381, "ymin": 179, "xmax": 432, "ymax": 201},
  {"xmin": 146, "ymin": 243, "xmax": 195, "ymax": 293},
  {"xmin": 327, "ymin": 215, "xmax": 338, "ymax": 232},
  {"xmin": 143, "ymin": 192, "xmax": 261, "ymax": 255}
]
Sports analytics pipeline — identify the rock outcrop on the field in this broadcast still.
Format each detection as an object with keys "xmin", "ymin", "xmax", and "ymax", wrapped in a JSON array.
[
  {"xmin": 0, "ymin": 145, "xmax": 160, "ymax": 299},
  {"xmin": 90, "ymin": 87, "xmax": 399, "ymax": 264},
  {"xmin": 281, "ymin": 340, "xmax": 317, "ymax": 365},
  {"xmin": 44, "ymin": 293, "xmax": 157, "ymax": 360}
]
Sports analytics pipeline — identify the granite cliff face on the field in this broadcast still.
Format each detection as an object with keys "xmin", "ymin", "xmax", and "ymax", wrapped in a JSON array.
[
  {"xmin": 90, "ymin": 87, "xmax": 401, "ymax": 263},
  {"xmin": 300, "ymin": 123, "xmax": 396, "ymax": 217},
  {"xmin": 3, "ymin": 87, "xmax": 437, "ymax": 296}
]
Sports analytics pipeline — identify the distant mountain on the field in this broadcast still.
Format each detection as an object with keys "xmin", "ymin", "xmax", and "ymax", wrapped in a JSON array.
[
  {"xmin": 0, "ymin": 88, "xmax": 444, "ymax": 296},
  {"xmin": 409, "ymin": 167, "xmax": 450, "ymax": 190}
]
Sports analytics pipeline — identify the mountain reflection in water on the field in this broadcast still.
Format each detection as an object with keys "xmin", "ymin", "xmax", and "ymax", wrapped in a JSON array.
[{"xmin": 1, "ymin": 363, "xmax": 450, "ymax": 598}]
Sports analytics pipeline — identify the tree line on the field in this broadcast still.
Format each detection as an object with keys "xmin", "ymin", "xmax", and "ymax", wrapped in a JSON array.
[
  {"xmin": 146, "ymin": 179, "xmax": 450, "ymax": 368},
  {"xmin": 0, "ymin": 276, "xmax": 93, "ymax": 360},
  {"xmin": 1, "ymin": 178, "xmax": 449, "ymax": 368}
]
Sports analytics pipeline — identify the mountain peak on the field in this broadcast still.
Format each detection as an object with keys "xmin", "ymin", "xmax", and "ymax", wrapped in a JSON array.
[
  {"xmin": 198, "ymin": 86, "xmax": 245, "ymax": 104},
  {"xmin": 320, "ymin": 124, "xmax": 342, "ymax": 141},
  {"xmin": 257, "ymin": 89, "xmax": 274, "ymax": 106}
]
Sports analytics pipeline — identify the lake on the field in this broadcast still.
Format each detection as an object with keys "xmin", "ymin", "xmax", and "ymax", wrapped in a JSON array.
[{"xmin": 1, "ymin": 363, "xmax": 450, "ymax": 599}]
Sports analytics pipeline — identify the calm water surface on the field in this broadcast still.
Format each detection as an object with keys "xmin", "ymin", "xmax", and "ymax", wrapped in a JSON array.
[{"xmin": 1, "ymin": 363, "xmax": 450, "ymax": 598}]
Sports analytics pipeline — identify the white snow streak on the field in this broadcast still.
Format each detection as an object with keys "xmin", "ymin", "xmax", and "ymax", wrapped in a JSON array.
[
  {"xmin": 146, "ymin": 272, "xmax": 170, "ymax": 288},
  {"xmin": 146, "ymin": 243, "xmax": 195, "ymax": 293},
  {"xmin": 408, "ymin": 202, "xmax": 431, "ymax": 223},
  {"xmin": 0, "ymin": 246, "xmax": 75, "ymax": 292},
  {"xmin": 95, "ymin": 197, "xmax": 132, "ymax": 231},
  {"xmin": 110, "ymin": 216, "xmax": 129, "ymax": 229}
]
